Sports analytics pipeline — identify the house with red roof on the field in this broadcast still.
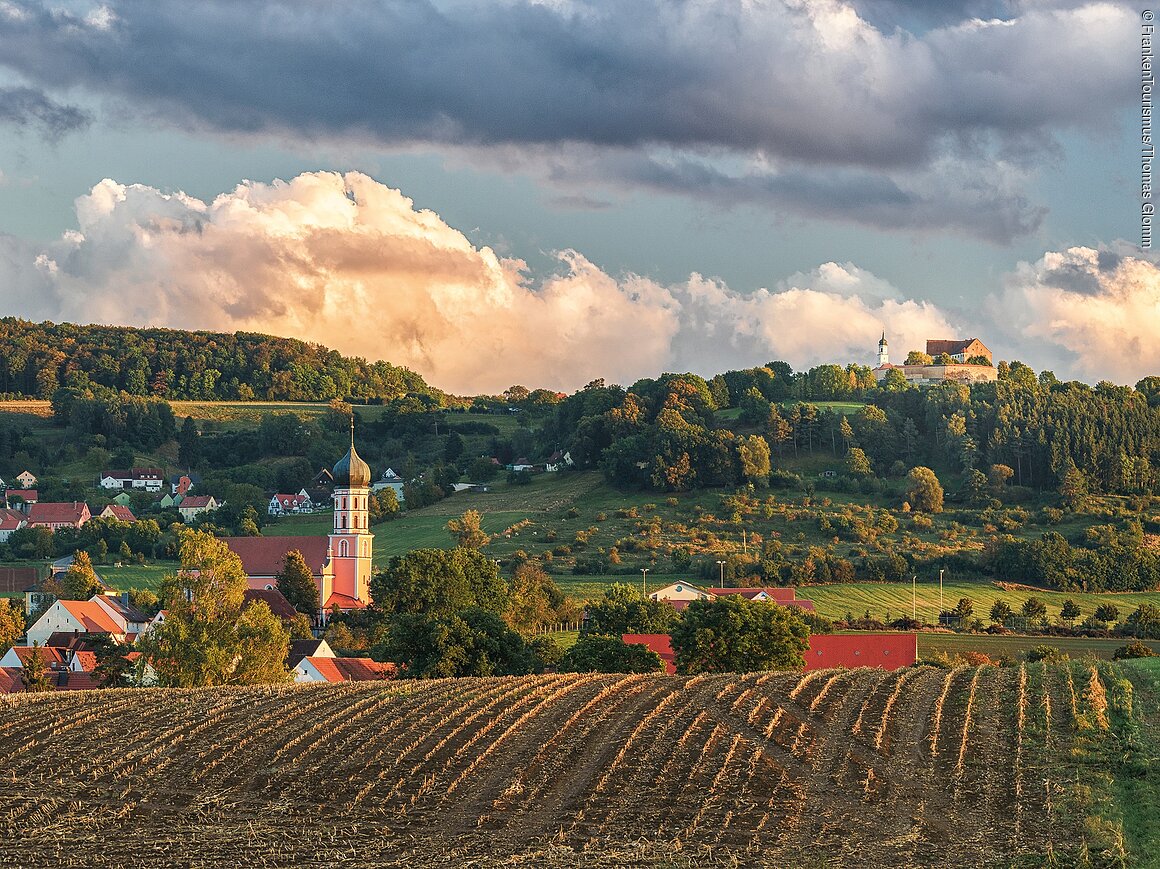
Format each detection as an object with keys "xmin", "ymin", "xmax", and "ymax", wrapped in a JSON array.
[
  {"xmin": 98, "ymin": 504, "xmax": 136, "ymax": 522},
  {"xmin": 0, "ymin": 645, "xmax": 70, "ymax": 670},
  {"xmin": 268, "ymin": 492, "xmax": 313, "ymax": 516},
  {"xmin": 27, "ymin": 502, "xmax": 91, "ymax": 530},
  {"xmin": 177, "ymin": 495, "xmax": 219, "ymax": 522},
  {"xmin": 293, "ymin": 656, "xmax": 396, "ymax": 683},
  {"xmin": 650, "ymin": 582, "xmax": 815, "ymax": 612},
  {"xmin": 622, "ymin": 632, "xmax": 917, "ymax": 675},
  {"xmin": 0, "ymin": 508, "xmax": 26, "ymax": 541},
  {"xmin": 26, "ymin": 597, "xmax": 129, "ymax": 646}
]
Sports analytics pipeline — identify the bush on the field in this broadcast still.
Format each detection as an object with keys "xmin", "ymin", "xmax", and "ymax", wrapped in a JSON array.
[
  {"xmin": 1112, "ymin": 640, "xmax": 1157, "ymax": 660},
  {"xmin": 1025, "ymin": 644, "xmax": 1069, "ymax": 663}
]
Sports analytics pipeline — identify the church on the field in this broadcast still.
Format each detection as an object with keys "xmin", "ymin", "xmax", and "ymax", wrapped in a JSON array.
[
  {"xmin": 222, "ymin": 430, "xmax": 374, "ymax": 621},
  {"xmin": 872, "ymin": 333, "xmax": 998, "ymax": 385}
]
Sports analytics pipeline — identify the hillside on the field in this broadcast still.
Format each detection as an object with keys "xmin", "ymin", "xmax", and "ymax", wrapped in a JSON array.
[{"xmin": 2, "ymin": 665, "xmax": 1150, "ymax": 867}]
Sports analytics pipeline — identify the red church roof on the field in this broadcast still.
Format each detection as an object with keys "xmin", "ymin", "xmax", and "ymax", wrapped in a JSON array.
[
  {"xmin": 243, "ymin": 588, "xmax": 300, "ymax": 621},
  {"xmin": 221, "ymin": 536, "xmax": 331, "ymax": 579}
]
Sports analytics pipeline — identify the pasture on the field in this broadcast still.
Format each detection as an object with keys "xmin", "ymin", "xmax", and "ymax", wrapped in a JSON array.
[{"xmin": 1, "ymin": 664, "xmax": 1149, "ymax": 866}]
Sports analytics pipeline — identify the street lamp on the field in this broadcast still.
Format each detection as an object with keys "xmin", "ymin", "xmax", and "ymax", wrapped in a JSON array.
[
  {"xmin": 640, "ymin": 567, "xmax": 649, "ymax": 598},
  {"xmin": 939, "ymin": 568, "xmax": 945, "ymax": 619},
  {"xmin": 912, "ymin": 575, "xmax": 917, "ymax": 621},
  {"xmin": 716, "ymin": 560, "xmax": 726, "ymax": 588}
]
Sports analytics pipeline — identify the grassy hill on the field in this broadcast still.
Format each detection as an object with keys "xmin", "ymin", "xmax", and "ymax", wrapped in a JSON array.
[{"xmin": 2, "ymin": 663, "xmax": 1154, "ymax": 867}]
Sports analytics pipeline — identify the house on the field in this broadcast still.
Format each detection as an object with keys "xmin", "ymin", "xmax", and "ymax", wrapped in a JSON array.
[
  {"xmin": 0, "ymin": 508, "xmax": 26, "ymax": 541},
  {"xmin": 287, "ymin": 638, "xmax": 335, "ymax": 668},
  {"xmin": 510, "ymin": 458, "xmax": 535, "ymax": 472},
  {"xmin": 242, "ymin": 588, "xmax": 300, "ymax": 623},
  {"xmin": 704, "ymin": 587, "xmax": 816, "ymax": 612},
  {"xmin": 25, "ymin": 597, "xmax": 129, "ymax": 646},
  {"xmin": 97, "ymin": 468, "xmax": 165, "ymax": 492},
  {"xmin": 268, "ymin": 492, "xmax": 313, "ymax": 516},
  {"xmin": 5, "ymin": 489, "xmax": 37, "ymax": 512},
  {"xmin": 293, "ymin": 656, "xmax": 396, "ymax": 683},
  {"xmin": 371, "ymin": 468, "xmax": 405, "ymax": 503},
  {"xmin": 15, "ymin": 470, "xmax": 36, "ymax": 488},
  {"xmin": 26, "ymin": 502, "xmax": 91, "ymax": 530},
  {"xmin": 872, "ymin": 333, "xmax": 997, "ymax": 386},
  {"xmin": 310, "ymin": 468, "xmax": 335, "ymax": 490},
  {"xmin": 622, "ymin": 632, "xmax": 918, "ymax": 675},
  {"xmin": 648, "ymin": 582, "xmax": 712, "ymax": 611},
  {"xmin": 99, "ymin": 504, "xmax": 136, "ymax": 522},
  {"xmin": 0, "ymin": 645, "xmax": 70, "ymax": 670},
  {"xmin": 169, "ymin": 472, "xmax": 200, "ymax": 496},
  {"xmin": 159, "ymin": 492, "xmax": 181, "ymax": 509},
  {"xmin": 544, "ymin": 450, "xmax": 574, "ymax": 473},
  {"xmin": 178, "ymin": 495, "xmax": 219, "ymax": 522},
  {"xmin": 111, "ymin": 491, "xmax": 134, "ymax": 507}
]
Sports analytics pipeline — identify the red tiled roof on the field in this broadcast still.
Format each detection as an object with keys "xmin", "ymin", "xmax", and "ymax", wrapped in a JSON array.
[
  {"xmin": 926, "ymin": 338, "xmax": 988, "ymax": 358},
  {"xmin": 55, "ymin": 672, "xmax": 102, "ymax": 690},
  {"xmin": 58, "ymin": 600, "xmax": 124, "ymax": 634},
  {"xmin": 272, "ymin": 494, "xmax": 309, "ymax": 508},
  {"xmin": 302, "ymin": 656, "xmax": 396, "ymax": 682},
  {"xmin": 0, "ymin": 508, "xmax": 25, "ymax": 531},
  {"xmin": 6, "ymin": 489, "xmax": 37, "ymax": 500},
  {"xmin": 179, "ymin": 495, "xmax": 216, "ymax": 509},
  {"xmin": 0, "ymin": 667, "xmax": 22, "ymax": 694},
  {"xmin": 45, "ymin": 633, "xmax": 97, "ymax": 653},
  {"xmin": 7, "ymin": 646, "xmax": 69, "ymax": 667},
  {"xmin": 101, "ymin": 505, "xmax": 136, "ymax": 522},
  {"xmin": 243, "ymin": 588, "xmax": 300, "ymax": 621},
  {"xmin": 27, "ymin": 502, "xmax": 90, "ymax": 526},
  {"xmin": 221, "ymin": 536, "xmax": 330, "ymax": 578},
  {"xmin": 71, "ymin": 651, "xmax": 98, "ymax": 672},
  {"xmin": 324, "ymin": 591, "xmax": 366, "ymax": 611},
  {"xmin": 622, "ymin": 634, "xmax": 676, "ymax": 674}
]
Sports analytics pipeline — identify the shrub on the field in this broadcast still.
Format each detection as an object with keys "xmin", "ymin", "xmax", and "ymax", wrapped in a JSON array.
[
  {"xmin": 1112, "ymin": 639, "xmax": 1157, "ymax": 660},
  {"xmin": 1026, "ymin": 644, "xmax": 1069, "ymax": 663}
]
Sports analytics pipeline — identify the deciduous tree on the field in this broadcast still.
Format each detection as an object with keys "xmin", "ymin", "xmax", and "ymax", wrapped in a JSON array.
[
  {"xmin": 276, "ymin": 550, "xmax": 319, "ymax": 618},
  {"xmin": 671, "ymin": 597, "xmax": 809, "ymax": 674},
  {"xmin": 905, "ymin": 466, "xmax": 944, "ymax": 513},
  {"xmin": 558, "ymin": 635, "xmax": 666, "ymax": 674}
]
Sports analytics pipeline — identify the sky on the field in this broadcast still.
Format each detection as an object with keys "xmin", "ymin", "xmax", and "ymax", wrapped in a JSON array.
[{"xmin": 0, "ymin": 0, "xmax": 1154, "ymax": 394}]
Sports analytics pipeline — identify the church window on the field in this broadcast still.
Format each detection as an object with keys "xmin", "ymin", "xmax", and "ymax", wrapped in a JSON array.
[{"xmin": 340, "ymin": 540, "xmax": 348, "ymax": 557}]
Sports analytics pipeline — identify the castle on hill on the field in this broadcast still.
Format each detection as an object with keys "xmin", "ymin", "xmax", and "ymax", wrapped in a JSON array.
[
  {"xmin": 222, "ymin": 429, "xmax": 374, "ymax": 622},
  {"xmin": 872, "ymin": 334, "xmax": 998, "ymax": 385}
]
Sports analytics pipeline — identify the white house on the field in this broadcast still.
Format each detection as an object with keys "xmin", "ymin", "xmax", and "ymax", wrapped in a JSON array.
[
  {"xmin": 0, "ymin": 508, "xmax": 26, "ymax": 542},
  {"xmin": 98, "ymin": 468, "xmax": 165, "ymax": 492},
  {"xmin": 371, "ymin": 468, "xmax": 405, "ymax": 503},
  {"xmin": 648, "ymin": 581, "xmax": 712, "ymax": 611},
  {"xmin": 25, "ymin": 597, "xmax": 130, "ymax": 646},
  {"xmin": 268, "ymin": 492, "xmax": 313, "ymax": 516}
]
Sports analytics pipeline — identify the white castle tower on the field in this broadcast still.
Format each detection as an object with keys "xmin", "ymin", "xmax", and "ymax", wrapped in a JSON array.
[
  {"xmin": 328, "ymin": 423, "xmax": 374, "ymax": 605},
  {"xmin": 877, "ymin": 332, "xmax": 889, "ymax": 367}
]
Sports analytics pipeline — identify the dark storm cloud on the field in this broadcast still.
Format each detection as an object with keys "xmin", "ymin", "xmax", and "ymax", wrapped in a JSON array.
[
  {"xmin": 0, "ymin": 86, "xmax": 89, "ymax": 139},
  {"xmin": 0, "ymin": 0, "xmax": 1135, "ymax": 241}
]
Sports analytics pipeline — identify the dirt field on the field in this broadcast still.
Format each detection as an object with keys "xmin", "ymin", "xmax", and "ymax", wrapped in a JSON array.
[{"xmin": 0, "ymin": 668, "xmax": 1101, "ymax": 867}]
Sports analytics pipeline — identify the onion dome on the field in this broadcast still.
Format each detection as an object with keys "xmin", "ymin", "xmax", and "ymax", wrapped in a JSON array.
[{"xmin": 333, "ymin": 434, "xmax": 371, "ymax": 489}]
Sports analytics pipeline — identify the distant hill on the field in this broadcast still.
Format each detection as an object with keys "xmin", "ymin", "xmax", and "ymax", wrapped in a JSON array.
[{"xmin": 0, "ymin": 318, "xmax": 441, "ymax": 402}]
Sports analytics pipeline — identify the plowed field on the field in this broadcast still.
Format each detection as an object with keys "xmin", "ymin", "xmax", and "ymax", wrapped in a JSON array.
[{"xmin": 0, "ymin": 667, "xmax": 1104, "ymax": 867}]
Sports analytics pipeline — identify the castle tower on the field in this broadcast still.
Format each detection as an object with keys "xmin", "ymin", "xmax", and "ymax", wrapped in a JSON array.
[
  {"xmin": 328, "ymin": 422, "xmax": 374, "ymax": 605},
  {"xmin": 877, "ymin": 332, "xmax": 889, "ymax": 366}
]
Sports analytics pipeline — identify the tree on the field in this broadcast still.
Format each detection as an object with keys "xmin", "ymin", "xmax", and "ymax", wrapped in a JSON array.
[
  {"xmin": 177, "ymin": 415, "xmax": 201, "ymax": 467},
  {"xmin": 737, "ymin": 435, "xmax": 771, "ymax": 485},
  {"xmin": 1093, "ymin": 603, "xmax": 1120, "ymax": 626},
  {"xmin": 139, "ymin": 530, "xmax": 291, "ymax": 687},
  {"xmin": 504, "ymin": 562, "xmax": 570, "ymax": 635},
  {"xmin": 845, "ymin": 447, "xmax": 872, "ymax": 477},
  {"xmin": 584, "ymin": 584, "xmax": 678, "ymax": 636},
  {"xmin": 0, "ymin": 599, "xmax": 24, "ymax": 650},
  {"xmin": 372, "ymin": 547, "xmax": 508, "ymax": 619},
  {"xmin": 989, "ymin": 599, "xmax": 1012, "ymax": 625},
  {"xmin": 369, "ymin": 488, "xmax": 400, "ymax": 524},
  {"xmin": 1060, "ymin": 599, "xmax": 1081, "ymax": 626},
  {"xmin": 21, "ymin": 643, "xmax": 53, "ymax": 692},
  {"xmin": 1126, "ymin": 604, "xmax": 1160, "ymax": 639},
  {"xmin": 276, "ymin": 550, "xmax": 320, "ymax": 618},
  {"xmin": 905, "ymin": 351, "xmax": 933, "ymax": 365},
  {"xmin": 376, "ymin": 607, "xmax": 532, "ymax": 678},
  {"xmin": 987, "ymin": 464, "xmax": 1014, "ymax": 493},
  {"xmin": 446, "ymin": 509, "xmax": 490, "ymax": 549},
  {"xmin": 1058, "ymin": 464, "xmax": 1089, "ymax": 511},
  {"xmin": 905, "ymin": 467, "xmax": 944, "ymax": 513},
  {"xmin": 963, "ymin": 469, "xmax": 988, "ymax": 504},
  {"xmin": 1113, "ymin": 640, "xmax": 1156, "ymax": 660},
  {"xmin": 1021, "ymin": 597, "xmax": 1048, "ymax": 625},
  {"xmin": 671, "ymin": 597, "xmax": 810, "ymax": 674},
  {"xmin": 1026, "ymin": 644, "xmax": 1068, "ymax": 663},
  {"xmin": 55, "ymin": 551, "xmax": 103, "ymax": 600},
  {"xmin": 87, "ymin": 633, "xmax": 136, "ymax": 688},
  {"xmin": 953, "ymin": 597, "xmax": 974, "ymax": 622},
  {"xmin": 558, "ymin": 635, "xmax": 666, "ymax": 674}
]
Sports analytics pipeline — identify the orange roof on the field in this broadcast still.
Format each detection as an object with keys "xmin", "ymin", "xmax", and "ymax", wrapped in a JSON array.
[
  {"xmin": 301, "ymin": 656, "xmax": 396, "ymax": 682},
  {"xmin": 55, "ymin": 672, "xmax": 102, "ymax": 690},
  {"xmin": 71, "ymin": 651, "xmax": 99, "ymax": 672},
  {"xmin": 27, "ymin": 502, "xmax": 89, "ymax": 526},
  {"xmin": 222, "ymin": 536, "xmax": 330, "ymax": 579},
  {"xmin": 324, "ymin": 591, "xmax": 366, "ymax": 611},
  {"xmin": 58, "ymin": 600, "xmax": 124, "ymax": 634},
  {"xmin": 0, "ymin": 667, "xmax": 23, "ymax": 694},
  {"xmin": 8, "ymin": 646, "xmax": 69, "ymax": 667},
  {"xmin": 6, "ymin": 489, "xmax": 37, "ymax": 500}
]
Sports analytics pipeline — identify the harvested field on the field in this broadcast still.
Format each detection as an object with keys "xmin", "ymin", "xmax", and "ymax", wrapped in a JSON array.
[{"xmin": 0, "ymin": 668, "xmax": 1105, "ymax": 867}]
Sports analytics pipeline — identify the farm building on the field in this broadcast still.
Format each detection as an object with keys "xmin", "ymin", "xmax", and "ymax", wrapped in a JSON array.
[
  {"xmin": 650, "ymin": 582, "xmax": 815, "ymax": 612},
  {"xmin": 294, "ymin": 656, "xmax": 396, "ymax": 683},
  {"xmin": 623, "ymin": 633, "xmax": 917, "ymax": 674}
]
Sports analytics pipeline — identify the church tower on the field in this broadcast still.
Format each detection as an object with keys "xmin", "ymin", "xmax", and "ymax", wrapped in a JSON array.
[
  {"xmin": 877, "ymin": 332, "xmax": 889, "ymax": 366},
  {"xmin": 328, "ymin": 423, "xmax": 374, "ymax": 605}
]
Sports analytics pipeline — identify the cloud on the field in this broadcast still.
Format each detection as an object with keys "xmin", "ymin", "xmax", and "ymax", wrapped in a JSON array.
[
  {"xmin": 0, "ymin": 0, "xmax": 1134, "ymax": 241},
  {"xmin": 0, "ymin": 85, "xmax": 89, "ymax": 138},
  {"xmin": 986, "ymin": 245, "xmax": 1160, "ymax": 385},
  {"xmin": 0, "ymin": 170, "xmax": 973, "ymax": 393}
]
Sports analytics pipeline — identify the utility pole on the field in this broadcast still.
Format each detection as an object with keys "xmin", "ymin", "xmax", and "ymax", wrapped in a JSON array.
[
  {"xmin": 912, "ymin": 575, "xmax": 917, "ymax": 621},
  {"xmin": 640, "ymin": 567, "xmax": 649, "ymax": 598}
]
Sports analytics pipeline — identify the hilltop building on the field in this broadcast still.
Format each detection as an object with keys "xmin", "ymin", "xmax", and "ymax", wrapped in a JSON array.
[
  {"xmin": 873, "ymin": 334, "xmax": 997, "ymax": 385},
  {"xmin": 222, "ymin": 428, "xmax": 373, "ymax": 621}
]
